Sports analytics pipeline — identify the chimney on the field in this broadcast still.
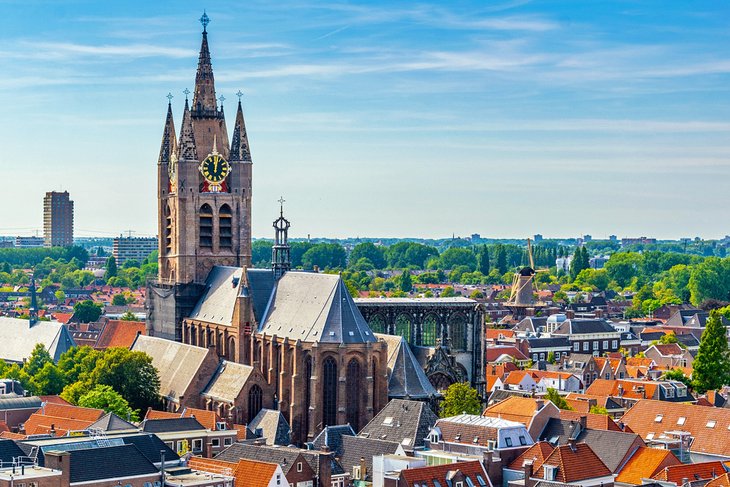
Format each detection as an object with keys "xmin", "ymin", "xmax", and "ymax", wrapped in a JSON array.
[
  {"xmin": 44, "ymin": 450, "xmax": 71, "ymax": 487},
  {"xmin": 579, "ymin": 415, "xmax": 587, "ymax": 431},
  {"xmin": 523, "ymin": 460, "xmax": 534, "ymax": 487},
  {"xmin": 317, "ymin": 450, "xmax": 333, "ymax": 487},
  {"xmin": 482, "ymin": 451, "xmax": 502, "ymax": 487},
  {"xmin": 534, "ymin": 399, "xmax": 544, "ymax": 410},
  {"xmin": 204, "ymin": 441, "xmax": 214, "ymax": 458}
]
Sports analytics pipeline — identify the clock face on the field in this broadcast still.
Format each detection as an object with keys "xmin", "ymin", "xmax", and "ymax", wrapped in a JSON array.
[{"xmin": 200, "ymin": 154, "xmax": 231, "ymax": 183}]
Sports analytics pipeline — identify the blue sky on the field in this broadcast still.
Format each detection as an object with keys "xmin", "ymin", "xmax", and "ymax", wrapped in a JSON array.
[{"xmin": 1, "ymin": 1, "xmax": 729, "ymax": 240}]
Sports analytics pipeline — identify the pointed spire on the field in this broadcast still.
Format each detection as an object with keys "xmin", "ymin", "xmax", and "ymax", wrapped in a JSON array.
[
  {"xmin": 29, "ymin": 274, "xmax": 38, "ymax": 326},
  {"xmin": 158, "ymin": 98, "xmax": 177, "ymax": 164},
  {"xmin": 229, "ymin": 99, "xmax": 252, "ymax": 162},
  {"xmin": 192, "ymin": 12, "xmax": 218, "ymax": 114},
  {"xmin": 179, "ymin": 98, "xmax": 198, "ymax": 161}
]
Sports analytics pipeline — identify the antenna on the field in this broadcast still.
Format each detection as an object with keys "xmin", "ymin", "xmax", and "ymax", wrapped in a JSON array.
[
  {"xmin": 527, "ymin": 238, "xmax": 535, "ymax": 269},
  {"xmin": 125, "ymin": 230, "xmax": 136, "ymax": 238}
]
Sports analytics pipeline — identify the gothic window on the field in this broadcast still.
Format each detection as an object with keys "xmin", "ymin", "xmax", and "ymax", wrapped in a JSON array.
[
  {"xmin": 395, "ymin": 314, "xmax": 412, "ymax": 344},
  {"xmin": 199, "ymin": 204, "xmax": 213, "ymax": 247},
  {"xmin": 448, "ymin": 314, "xmax": 468, "ymax": 351},
  {"xmin": 346, "ymin": 359, "xmax": 361, "ymax": 430},
  {"xmin": 219, "ymin": 204, "xmax": 232, "ymax": 249},
  {"xmin": 190, "ymin": 325, "xmax": 197, "ymax": 346},
  {"xmin": 227, "ymin": 337, "xmax": 236, "ymax": 362},
  {"xmin": 372, "ymin": 361, "xmax": 378, "ymax": 412},
  {"xmin": 421, "ymin": 315, "xmax": 438, "ymax": 346},
  {"xmin": 368, "ymin": 315, "xmax": 386, "ymax": 334},
  {"xmin": 429, "ymin": 372, "xmax": 453, "ymax": 391},
  {"xmin": 322, "ymin": 356, "xmax": 338, "ymax": 427},
  {"xmin": 164, "ymin": 205, "xmax": 172, "ymax": 255},
  {"xmin": 247, "ymin": 384, "xmax": 263, "ymax": 422},
  {"xmin": 304, "ymin": 355, "xmax": 312, "ymax": 437}
]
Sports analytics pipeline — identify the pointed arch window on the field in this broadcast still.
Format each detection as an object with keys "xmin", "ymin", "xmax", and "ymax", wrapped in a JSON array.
[
  {"xmin": 219, "ymin": 204, "xmax": 232, "ymax": 249},
  {"xmin": 323, "ymin": 356, "xmax": 338, "ymax": 427},
  {"xmin": 346, "ymin": 359, "xmax": 361, "ymax": 430},
  {"xmin": 164, "ymin": 205, "xmax": 172, "ymax": 255},
  {"xmin": 449, "ymin": 314, "xmax": 468, "ymax": 351},
  {"xmin": 248, "ymin": 384, "xmax": 263, "ymax": 422},
  {"xmin": 395, "ymin": 314, "xmax": 412, "ymax": 344},
  {"xmin": 368, "ymin": 315, "xmax": 386, "ymax": 334},
  {"xmin": 421, "ymin": 315, "xmax": 438, "ymax": 346},
  {"xmin": 304, "ymin": 355, "xmax": 312, "ymax": 438},
  {"xmin": 199, "ymin": 204, "xmax": 213, "ymax": 247}
]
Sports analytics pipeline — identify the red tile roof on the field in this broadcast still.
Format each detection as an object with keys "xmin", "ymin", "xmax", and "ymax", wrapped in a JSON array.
[
  {"xmin": 486, "ymin": 346, "xmax": 528, "ymax": 362},
  {"xmin": 52, "ymin": 312, "xmax": 73, "ymax": 324},
  {"xmin": 483, "ymin": 397, "xmax": 545, "ymax": 425},
  {"xmin": 652, "ymin": 461, "xmax": 726, "ymax": 484},
  {"xmin": 189, "ymin": 456, "xmax": 279, "ymax": 487},
  {"xmin": 145, "ymin": 407, "xmax": 222, "ymax": 431},
  {"xmin": 23, "ymin": 403, "xmax": 104, "ymax": 436},
  {"xmin": 615, "ymin": 447, "xmax": 680, "ymax": 485},
  {"xmin": 401, "ymin": 460, "xmax": 491, "ymax": 487},
  {"xmin": 95, "ymin": 320, "xmax": 146, "ymax": 349},
  {"xmin": 585, "ymin": 379, "xmax": 659, "ymax": 400},
  {"xmin": 507, "ymin": 442, "xmax": 555, "ymax": 470},
  {"xmin": 558, "ymin": 410, "xmax": 623, "ymax": 431},
  {"xmin": 533, "ymin": 443, "xmax": 611, "ymax": 483},
  {"xmin": 705, "ymin": 473, "xmax": 730, "ymax": 487}
]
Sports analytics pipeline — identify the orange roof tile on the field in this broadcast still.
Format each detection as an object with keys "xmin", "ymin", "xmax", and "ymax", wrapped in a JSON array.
[
  {"xmin": 401, "ymin": 460, "xmax": 490, "ymax": 487},
  {"xmin": 23, "ymin": 403, "xmax": 104, "ymax": 437},
  {"xmin": 706, "ymin": 473, "xmax": 730, "ymax": 487},
  {"xmin": 507, "ymin": 442, "xmax": 555, "ymax": 470},
  {"xmin": 145, "ymin": 407, "xmax": 222, "ymax": 431},
  {"xmin": 533, "ymin": 443, "xmax": 611, "ymax": 483},
  {"xmin": 95, "ymin": 320, "xmax": 147, "ymax": 349},
  {"xmin": 503, "ymin": 370, "xmax": 533, "ymax": 386},
  {"xmin": 483, "ymin": 396, "xmax": 544, "ymax": 425},
  {"xmin": 39, "ymin": 395, "xmax": 71, "ymax": 405},
  {"xmin": 190, "ymin": 456, "xmax": 279, "ymax": 487},
  {"xmin": 0, "ymin": 422, "xmax": 8, "ymax": 433},
  {"xmin": 652, "ymin": 461, "xmax": 726, "ymax": 484},
  {"xmin": 585, "ymin": 379, "xmax": 659, "ymax": 400},
  {"xmin": 52, "ymin": 312, "xmax": 73, "ymax": 324},
  {"xmin": 626, "ymin": 357, "xmax": 655, "ymax": 367},
  {"xmin": 0, "ymin": 432, "xmax": 26, "ymax": 440},
  {"xmin": 622, "ymin": 400, "xmax": 730, "ymax": 458},
  {"xmin": 615, "ymin": 447, "xmax": 681, "ymax": 485},
  {"xmin": 486, "ymin": 376, "xmax": 500, "ymax": 391}
]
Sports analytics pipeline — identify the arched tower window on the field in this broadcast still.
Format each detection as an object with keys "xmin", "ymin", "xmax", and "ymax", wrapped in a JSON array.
[
  {"xmin": 368, "ymin": 315, "xmax": 386, "ymax": 334},
  {"xmin": 199, "ymin": 204, "xmax": 213, "ymax": 248},
  {"xmin": 164, "ymin": 205, "xmax": 173, "ymax": 255},
  {"xmin": 346, "ymin": 358, "xmax": 361, "ymax": 430},
  {"xmin": 322, "ymin": 356, "xmax": 338, "ymax": 427},
  {"xmin": 247, "ymin": 384, "xmax": 263, "ymax": 422},
  {"xmin": 448, "ymin": 314, "xmax": 468, "ymax": 351},
  {"xmin": 219, "ymin": 204, "xmax": 232, "ymax": 249},
  {"xmin": 395, "ymin": 314, "xmax": 412, "ymax": 344},
  {"xmin": 421, "ymin": 315, "xmax": 438, "ymax": 346}
]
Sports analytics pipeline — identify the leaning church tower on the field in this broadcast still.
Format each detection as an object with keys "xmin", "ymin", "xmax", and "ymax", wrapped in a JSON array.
[{"xmin": 147, "ymin": 13, "xmax": 253, "ymax": 340}]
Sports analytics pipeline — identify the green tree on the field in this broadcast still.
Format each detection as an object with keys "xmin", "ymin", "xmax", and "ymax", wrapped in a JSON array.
[
  {"xmin": 569, "ymin": 247, "xmax": 589, "ymax": 281},
  {"xmin": 119, "ymin": 311, "xmax": 140, "ymax": 321},
  {"xmin": 692, "ymin": 311, "xmax": 730, "ymax": 393},
  {"xmin": 78, "ymin": 384, "xmax": 140, "ymax": 421},
  {"xmin": 547, "ymin": 351, "xmax": 556, "ymax": 364},
  {"xmin": 477, "ymin": 245, "xmax": 490, "ymax": 275},
  {"xmin": 545, "ymin": 387, "xmax": 573, "ymax": 410},
  {"xmin": 349, "ymin": 243, "xmax": 386, "ymax": 269},
  {"xmin": 73, "ymin": 300, "xmax": 102, "ymax": 323},
  {"xmin": 441, "ymin": 286, "xmax": 456, "ymax": 297},
  {"xmin": 57, "ymin": 346, "xmax": 102, "ymax": 384},
  {"xmin": 251, "ymin": 240, "xmax": 273, "ymax": 267},
  {"xmin": 439, "ymin": 248, "xmax": 477, "ymax": 271},
  {"xmin": 54, "ymin": 290, "xmax": 66, "ymax": 302},
  {"xmin": 440, "ymin": 382, "xmax": 482, "ymax": 417},
  {"xmin": 301, "ymin": 243, "xmax": 347, "ymax": 269},
  {"xmin": 25, "ymin": 344, "xmax": 53, "ymax": 377},
  {"xmin": 112, "ymin": 294, "xmax": 127, "ymax": 306},
  {"xmin": 493, "ymin": 244, "xmax": 508, "ymax": 274},
  {"xmin": 104, "ymin": 256, "xmax": 118, "ymax": 281},
  {"xmin": 30, "ymin": 362, "xmax": 66, "ymax": 395},
  {"xmin": 399, "ymin": 270, "xmax": 413, "ymax": 293},
  {"xmin": 589, "ymin": 405, "xmax": 609, "ymax": 415},
  {"xmin": 605, "ymin": 253, "xmax": 642, "ymax": 288},
  {"xmin": 89, "ymin": 348, "xmax": 161, "ymax": 413},
  {"xmin": 662, "ymin": 369, "xmax": 692, "ymax": 389}
]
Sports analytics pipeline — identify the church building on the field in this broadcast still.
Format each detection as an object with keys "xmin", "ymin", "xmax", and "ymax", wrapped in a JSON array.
[{"xmin": 145, "ymin": 14, "xmax": 397, "ymax": 444}]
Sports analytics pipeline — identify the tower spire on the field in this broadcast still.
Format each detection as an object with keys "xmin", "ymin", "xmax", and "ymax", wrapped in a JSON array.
[
  {"xmin": 29, "ymin": 274, "xmax": 38, "ymax": 326},
  {"xmin": 192, "ymin": 11, "xmax": 218, "ymax": 115},
  {"xmin": 229, "ymin": 95, "xmax": 252, "ymax": 162},
  {"xmin": 158, "ymin": 96, "xmax": 177, "ymax": 164},
  {"xmin": 179, "ymin": 97, "xmax": 198, "ymax": 161}
]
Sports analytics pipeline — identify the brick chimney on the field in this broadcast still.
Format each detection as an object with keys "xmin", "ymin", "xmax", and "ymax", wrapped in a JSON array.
[
  {"xmin": 44, "ymin": 450, "xmax": 71, "ymax": 487},
  {"xmin": 579, "ymin": 415, "xmax": 587, "ymax": 431},
  {"xmin": 482, "ymin": 451, "xmax": 502, "ymax": 487},
  {"xmin": 523, "ymin": 460, "xmax": 534, "ymax": 487},
  {"xmin": 204, "ymin": 441, "xmax": 214, "ymax": 458},
  {"xmin": 318, "ymin": 450, "xmax": 333, "ymax": 487}
]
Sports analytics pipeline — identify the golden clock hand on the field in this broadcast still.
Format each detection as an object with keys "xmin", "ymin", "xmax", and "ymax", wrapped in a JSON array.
[{"xmin": 214, "ymin": 159, "xmax": 218, "ymax": 173}]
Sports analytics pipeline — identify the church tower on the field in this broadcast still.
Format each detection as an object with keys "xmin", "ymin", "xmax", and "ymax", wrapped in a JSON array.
[{"xmin": 148, "ymin": 13, "xmax": 253, "ymax": 340}]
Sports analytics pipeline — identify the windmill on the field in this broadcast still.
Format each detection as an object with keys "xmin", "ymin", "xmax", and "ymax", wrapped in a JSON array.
[{"xmin": 505, "ymin": 238, "xmax": 546, "ymax": 318}]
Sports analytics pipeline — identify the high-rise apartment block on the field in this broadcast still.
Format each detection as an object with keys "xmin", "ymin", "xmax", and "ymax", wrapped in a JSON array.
[
  {"xmin": 43, "ymin": 191, "xmax": 74, "ymax": 247},
  {"xmin": 113, "ymin": 236, "xmax": 158, "ymax": 265}
]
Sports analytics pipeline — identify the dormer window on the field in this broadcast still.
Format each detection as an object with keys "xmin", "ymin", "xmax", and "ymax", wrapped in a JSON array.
[
  {"xmin": 707, "ymin": 420, "xmax": 716, "ymax": 428},
  {"xmin": 677, "ymin": 417, "xmax": 686, "ymax": 426},
  {"xmin": 544, "ymin": 465, "xmax": 557, "ymax": 481},
  {"xmin": 655, "ymin": 414, "xmax": 663, "ymax": 423}
]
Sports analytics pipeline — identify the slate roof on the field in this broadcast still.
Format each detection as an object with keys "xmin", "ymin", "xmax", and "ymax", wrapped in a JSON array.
[
  {"xmin": 338, "ymin": 435, "xmax": 400, "ymax": 481},
  {"xmin": 358, "ymin": 399, "xmax": 438, "ymax": 450},
  {"xmin": 63, "ymin": 444, "xmax": 159, "ymax": 483},
  {"xmin": 0, "ymin": 317, "xmax": 76, "ymax": 363},
  {"xmin": 537, "ymin": 418, "xmax": 643, "ymax": 472},
  {"xmin": 87, "ymin": 412, "xmax": 137, "ymax": 431},
  {"xmin": 202, "ymin": 360, "xmax": 254, "ymax": 403},
  {"xmin": 144, "ymin": 407, "xmax": 222, "ymax": 431},
  {"xmin": 215, "ymin": 442, "xmax": 339, "ymax": 477},
  {"xmin": 553, "ymin": 319, "xmax": 617, "ymax": 335},
  {"xmin": 131, "ymin": 334, "xmax": 213, "ymax": 403},
  {"xmin": 0, "ymin": 396, "xmax": 42, "ymax": 411},
  {"xmin": 513, "ymin": 316, "xmax": 548, "ymax": 333},
  {"xmin": 311, "ymin": 425, "xmax": 356, "ymax": 457},
  {"xmin": 259, "ymin": 272, "xmax": 376, "ymax": 344},
  {"xmin": 246, "ymin": 269, "xmax": 276, "ymax": 324},
  {"xmin": 248, "ymin": 409, "xmax": 291, "ymax": 446},
  {"xmin": 142, "ymin": 417, "xmax": 205, "ymax": 433},
  {"xmin": 526, "ymin": 337, "xmax": 571, "ymax": 349},
  {"xmin": 119, "ymin": 433, "xmax": 180, "ymax": 464},
  {"xmin": 189, "ymin": 266, "xmax": 243, "ymax": 326},
  {"xmin": 0, "ymin": 438, "xmax": 26, "ymax": 463},
  {"xmin": 375, "ymin": 334, "xmax": 439, "ymax": 400}
]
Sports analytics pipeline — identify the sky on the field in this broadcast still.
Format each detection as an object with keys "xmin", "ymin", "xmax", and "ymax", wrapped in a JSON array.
[{"xmin": 1, "ymin": 0, "xmax": 729, "ymax": 240}]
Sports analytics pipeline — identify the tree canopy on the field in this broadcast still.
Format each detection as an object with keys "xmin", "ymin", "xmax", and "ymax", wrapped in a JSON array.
[
  {"xmin": 440, "ymin": 382, "xmax": 482, "ymax": 417},
  {"xmin": 692, "ymin": 311, "xmax": 730, "ymax": 393}
]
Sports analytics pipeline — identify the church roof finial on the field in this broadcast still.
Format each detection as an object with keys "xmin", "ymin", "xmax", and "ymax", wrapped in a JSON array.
[
  {"xmin": 179, "ymin": 96, "xmax": 198, "ymax": 161},
  {"xmin": 200, "ymin": 11, "xmax": 210, "ymax": 32},
  {"xmin": 29, "ymin": 274, "xmax": 38, "ymax": 326}
]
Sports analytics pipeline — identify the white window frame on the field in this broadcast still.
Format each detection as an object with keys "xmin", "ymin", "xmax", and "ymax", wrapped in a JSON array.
[
  {"xmin": 603, "ymin": 340, "xmax": 609, "ymax": 349},
  {"xmin": 593, "ymin": 341, "xmax": 599, "ymax": 350},
  {"xmin": 211, "ymin": 438, "xmax": 221, "ymax": 447},
  {"xmin": 224, "ymin": 437, "xmax": 233, "ymax": 446},
  {"xmin": 573, "ymin": 343, "xmax": 580, "ymax": 352},
  {"xmin": 297, "ymin": 462, "xmax": 303, "ymax": 473},
  {"xmin": 192, "ymin": 439, "xmax": 203, "ymax": 452},
  {"xmin": 583, "ymin": 342, "xmax": 589, "ymax": 351}
]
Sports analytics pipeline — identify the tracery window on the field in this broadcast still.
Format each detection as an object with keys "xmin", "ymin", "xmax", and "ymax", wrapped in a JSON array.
[
  {"xmin": 346, "ymin": 359, "xmax": 361, "ymax": 430},
  {"xmin": 323, "ymin": 356, "xmax": 338, "ymax": 426}
]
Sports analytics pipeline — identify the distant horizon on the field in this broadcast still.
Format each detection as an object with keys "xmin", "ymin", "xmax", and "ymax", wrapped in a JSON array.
[{"xmin": 1, "ymin": 1, "xmax": 729, "ymax": 239}]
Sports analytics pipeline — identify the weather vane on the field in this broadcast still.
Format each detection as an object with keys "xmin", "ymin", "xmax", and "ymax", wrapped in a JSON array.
[
  {"xmin": 218, "ymin": 95, "xmax": 225, "ymax": 105},
  {"xmin": 166, "ymin": 92, "xmax": 174, "ymax": 103},
  {"xmin": 278, "ymin": 196, "xmax": 285, "ymax": 216},
  {"xmin": 236, "ymin": 90, "xmax": 244, "ymax": 101},
  {"xmin": 183, "ymin": 88, "xmax": 190, "ymax": 100},
  {"xmin": 200, "ymin": 11, "xmax": 210, "ymax": 32}
]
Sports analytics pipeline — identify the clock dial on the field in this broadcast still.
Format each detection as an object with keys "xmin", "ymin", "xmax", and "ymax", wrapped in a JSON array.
[{"xmin": 200, "ymin": 154, "xmax": 231, "ymax": 183}]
